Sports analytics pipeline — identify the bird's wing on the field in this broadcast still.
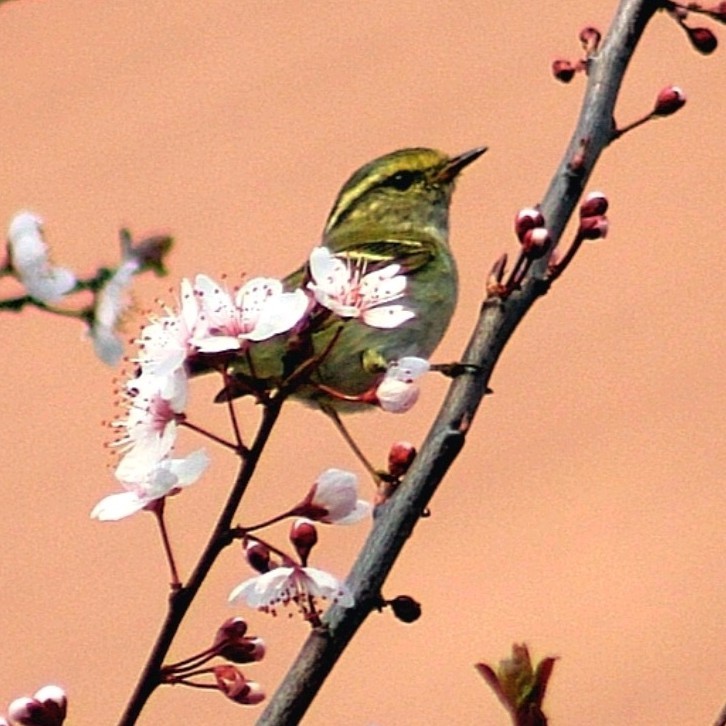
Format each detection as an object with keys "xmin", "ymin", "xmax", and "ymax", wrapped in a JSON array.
[
  {"xmin": 337, "ymin": 238, "xmax": 436, "ymax": 273},
  {"xmin": 284, "ymin": 237, "xmax": 438, "ymax": 289}
]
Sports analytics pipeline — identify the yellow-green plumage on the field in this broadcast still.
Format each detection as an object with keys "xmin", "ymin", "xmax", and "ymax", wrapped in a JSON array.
[{"xmin": 211, "ymin": 146, "xmax": 485, "ymax": 411}]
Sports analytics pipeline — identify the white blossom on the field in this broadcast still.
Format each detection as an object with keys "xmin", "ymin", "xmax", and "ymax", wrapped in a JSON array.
[
  {"xmin": 89, "ymin": 258, "xmax": 139, "ymax": 365},
  {"xmin": 304, "ymin": 468, "xmax": 371, "ymax": 524},
  {"xmin": 192, "ymin": 274, "xmax": 309, "ymax": 353},
  {"xmin": 92, "ymin": 449, "xmax": 209, "ymax": 521},
  {"xmin": 7, "ymin": 211, "xmax": 75, "ymax": 303},
  {"xmin": 307, "ymin": 246, "xmax": 414, "ymax": 329},
  {"xmin": 229, "ymin": 564, "xmax": 354, "ymax": 614}
]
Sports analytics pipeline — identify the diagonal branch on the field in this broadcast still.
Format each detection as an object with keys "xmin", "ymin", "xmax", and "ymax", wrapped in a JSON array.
[{"xmin": 257, "ymin": 1, "xmax": 662, "ymax": 723}]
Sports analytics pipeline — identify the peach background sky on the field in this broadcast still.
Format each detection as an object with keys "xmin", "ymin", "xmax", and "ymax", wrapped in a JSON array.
[{"xmin": 0, "ymin": 2, "xmax": 724, "ymax": 725}]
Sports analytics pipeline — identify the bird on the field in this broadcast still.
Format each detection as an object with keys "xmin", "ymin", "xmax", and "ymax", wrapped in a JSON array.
[{"xmin": 191, "ymin": 146, "xmax": 486, "ymax": 415}]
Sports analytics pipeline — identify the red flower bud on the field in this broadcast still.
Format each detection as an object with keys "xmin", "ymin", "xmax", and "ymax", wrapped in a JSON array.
[
  {"xmin": 521, "ymin": 227, "xmax": 552, "ymax": 259},
  {"xmin": 214, "ymin": 665, "xmax": 265, "ymax": 706},
  {"xmin": 579, "ymin": 191, "xmax": 609, "ymax": 218},
  {"xmin": 653, "ymin": 86, "xmax": 686, "ymax": 116},
  {"xmin": 551, "ymin": 59, "xmax": 576, "ymax": 83},
  {"xmin": 579, "ymin": 215, "xmax": 609, "ymax": 240},
  {"xmin": 579, "ymin": 26, "xmax": 602, "ymax": 53},
  {"xmin": 514, "ymin": 207, "xmax": 545, "ymax": 241},
  {"xmin": 244, "ymin": 540, "xmax": 271, "ymax": 574},
  {"xmin": 388, "ymin": 441, "xmax": 417, "ymax": 479},
  {"xmin": 290, "ymin": 518, "xmax": 317, "ymax": 564},
  {"xmin": 214, "ymin": 618, "xmax": 265, "ymax": 663},
  {"xmin": 688, "ymin": 25, "xmax": 718, "ymax": 53},
  {"xmin": 215, "ymin": 617, "xmax": 247, "ymax": 644}
]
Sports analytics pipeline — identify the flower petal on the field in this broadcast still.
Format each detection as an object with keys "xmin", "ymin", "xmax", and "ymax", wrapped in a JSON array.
[
  {"xmin": 362, "ymin": 304, "xmax": 415, "ymax": 329},
  {"xmin": 90, "ymin": 491, "xmax": 147, "ymax": 521}
]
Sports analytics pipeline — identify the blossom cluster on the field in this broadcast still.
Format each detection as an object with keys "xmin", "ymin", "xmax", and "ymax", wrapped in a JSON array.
[{"xmin": 91, "ymin": 245, "xmax": 429, "ymax": 521}]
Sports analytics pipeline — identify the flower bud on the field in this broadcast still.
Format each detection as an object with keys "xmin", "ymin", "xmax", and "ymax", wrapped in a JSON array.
[
  {"xmin": 32, "ymin": 687, "xmax": 67, "ymax": 724},
  {"xmin": 686, "ymin": 26, "xmax": 718, "ymax": 54},
  {"xmin": 376, "ymin": 378, "xmax": 421, "ymax": 413},
  {"xmin": 579, "ymin": 215, "xmax": 609, "ymax": 240},
  {"xmin": 214, "ymin": 665, "xmax": 265, "ymax": 706},
  {"xmin": 388, "ymin": 441, "xmax": 417, "ymax": 479},
  {"xmin": 237, "ymin": 679, "xmax": 265, "ymax": 706},
  {"xmin": 222, "ymin": 636, "xmax": 266, "ymax": 664},
  {"xmin": 244, "ymin": 540, "xmax": 271, "ymax": 574},
  {"xmin": 579, "ymin": 26, "xmax": 601, "ymax": 53},
  {"xmin": 653, "ymin": 86, "xmax": 686, "ymax": 116},
  {"xmin": 389, "ymin": 595, "xmax": 422, "ymax": 623},
  {"xmin": 290, "ymin": 518, "xmax": 318, "ymax": 564},
  {"xmin": 215, "ymin": 616, "xmax": 247, "ymax": 644},
  {"xmin": 7, "ymin": 699, "xmax": 39, "ymax": 726},
  {"xmin": 521, "ymin": 227, "xmax": 552, "ymax": 259},
  {"xmin": 579, "ymin": 191, "xmax": 609, "ymax": 218},
  {"xmin": 217, "ymin": 622, "xmax": 266, "ymax": 664},
  {"xmin": 297, "ymin": 468, "xmax": 370, "ymax": 525},
  {"xmin": 551, "ymin": 59, "xmax": 576, "ymax": 83},
  {"xmin": 514, "ymin": 207, "xmax": 545, "ymax": 242}
]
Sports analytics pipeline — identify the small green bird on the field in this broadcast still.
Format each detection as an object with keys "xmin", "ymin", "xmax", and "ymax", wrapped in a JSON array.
[{"xmin": 198, "ymin": 146, "xmax": 486, "ymax": 412}]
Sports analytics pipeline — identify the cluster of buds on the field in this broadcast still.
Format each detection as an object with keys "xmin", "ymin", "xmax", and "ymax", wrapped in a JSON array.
[
  {"xmin": 548, "ymin": 191, "xmax": 609, "ymax": 282},
  {"xmin": 160, "ymin": 617, "xmax": 265, "ymax": 707},
  {"xmin": 210, "ymin": 619, "xmax": 265, "ymax": 706},
  {"xmin": 665, "ymin": 1, "xmax": 722, "ymax": 54},
  {"xmin": 504, "ymin": 208, "xmax": 553, "ymax": 295},
  {"xmin": 551, "ymin": 26, "xmax": 602, "ymax": 83},
  {"xmin": 514, "ymin": 208, "xmax": 551, "ymax": 260},
  {"xmin": 485, "ymin": 207, "xmax": 554, "ymax": 299},
  {"xmin": 578, "ymin": 191, "xmax": 609, "ymax": 240},
  {"xmin": 1, "ymin": 686, "xmax": 67, "ymax": 726}
]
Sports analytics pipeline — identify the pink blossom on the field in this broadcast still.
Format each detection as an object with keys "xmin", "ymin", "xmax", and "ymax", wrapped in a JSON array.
[
  {"xmin": 307, "ymin": 246, "xmax": 414, "ymax": 329},
  {"xmin": 192, "ymin": 274, "xmax": 309, "ymax": 352}
]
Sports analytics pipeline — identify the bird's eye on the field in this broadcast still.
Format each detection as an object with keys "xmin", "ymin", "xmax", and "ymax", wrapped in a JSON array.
[{"xmin": 386, "ymin": 170, "xmax": 418, "ymax": 191}]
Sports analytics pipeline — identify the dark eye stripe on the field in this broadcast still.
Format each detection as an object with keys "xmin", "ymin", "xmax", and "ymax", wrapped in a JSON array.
[{"xmin": 383, "ymin": 170, "xmax": 420, "ymax": 191}]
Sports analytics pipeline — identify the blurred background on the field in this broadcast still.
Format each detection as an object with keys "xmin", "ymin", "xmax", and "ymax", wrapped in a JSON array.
[{"xmin": 0, "ymin": 1, "xmax": 723, "ymax": 724}]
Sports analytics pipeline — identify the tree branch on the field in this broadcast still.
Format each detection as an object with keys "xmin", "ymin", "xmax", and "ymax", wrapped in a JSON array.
[{"xmin": 257, "ymin": 1, "xmax": 662, "ymax": 723}]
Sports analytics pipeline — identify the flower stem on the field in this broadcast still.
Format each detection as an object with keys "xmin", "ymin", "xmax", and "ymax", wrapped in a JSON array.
[{"xmin": 152, "ymin": 503, "xmax": 181, "ymax": 590}]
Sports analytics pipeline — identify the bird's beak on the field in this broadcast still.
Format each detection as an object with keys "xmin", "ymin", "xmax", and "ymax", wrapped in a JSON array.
[{"xmin": 437, "ymin": 146, "xmax": 488, "ymax": 183}]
